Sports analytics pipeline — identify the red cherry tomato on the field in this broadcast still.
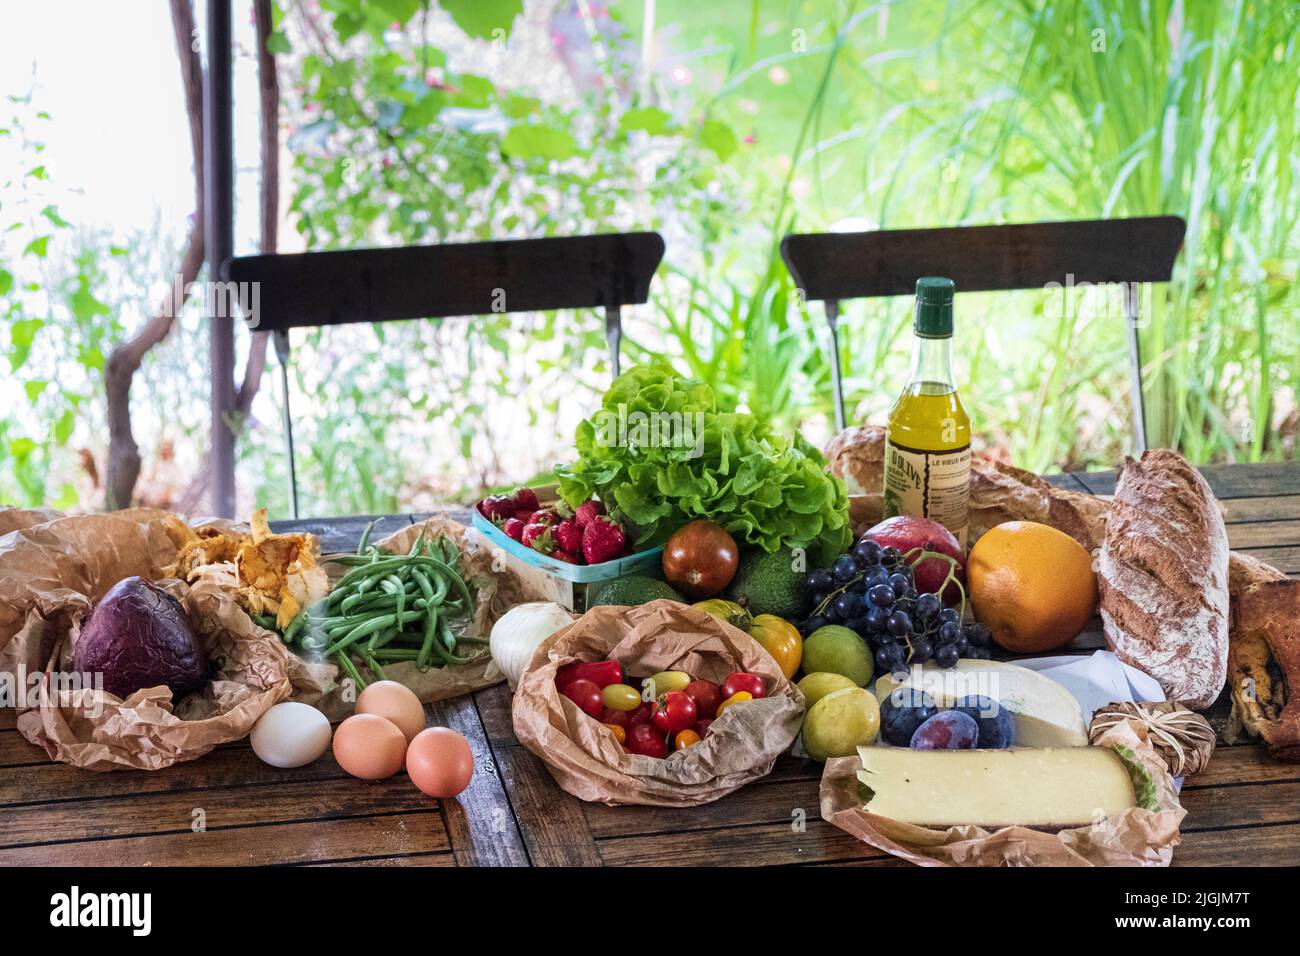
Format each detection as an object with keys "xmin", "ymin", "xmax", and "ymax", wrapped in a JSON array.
[
  {"xmin": 626, "ymin": 722, "xmax": 668, "ymax": 758},
  {"xmin": 684, "ymin": 678, "xmax": 723, "ymax": 719},
  {"xmin": 598, "ymin": 706, "xmax": 633, "ymax": 730},
  {"xmin": 650, "ymin": 691, "xmax": 697, "ymax": 735},
  {"xmin": 561, "ymin": 678, "xmax": 604, "ymax": 718},
  {"xmin": 625, "ymin": 702, "xmax": 653, "ymax": 727},
  {"xmin": 556, "ymin": 660, "xmax": 624, "ymax": 692},
  {"xmin": 721, "ymin": 671, "xmax": 765, "ymax": 700},
  {"xmin": 694, "ymin": 718, "xmax": 714, "ymax": 738}
]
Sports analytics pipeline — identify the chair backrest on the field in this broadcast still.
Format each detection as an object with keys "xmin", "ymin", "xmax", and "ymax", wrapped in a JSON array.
[
  {"xmin": 220, "ymin": 231, "xmax": 665, "ymax": 331},
  {"xmin": 779, "ymin": 215, "xmax": 1186, "ymax": 445},
  {"xmin": 218, "ymin": 231, "xmax": 665, "ymax": 519},
  {"xmin": 780, "ymin": 216, "xmax": 1185, "ymax": 300}
]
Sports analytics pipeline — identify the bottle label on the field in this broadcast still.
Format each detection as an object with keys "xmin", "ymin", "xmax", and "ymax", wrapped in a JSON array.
[{"xmin": 883, "ymin": 440, "xmax": 971, "ymax": 546}]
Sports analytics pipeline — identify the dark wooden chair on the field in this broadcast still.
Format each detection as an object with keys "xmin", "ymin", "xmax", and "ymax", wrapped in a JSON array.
[
  {"xmin": 780, "ymin": 216, "xmax": 1186, "ymax": 447},
  {"xmin": 220, "ymin": 232, "xmax": 665, "ymax": 516}
]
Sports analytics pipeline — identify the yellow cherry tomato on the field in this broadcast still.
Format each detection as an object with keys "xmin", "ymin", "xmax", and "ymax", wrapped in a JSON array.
[
  {"xmin": 602, "ymin": 683, "xmax": 642, "ymax": 711},
  {"xmin": 643, "ymin": 670, "xmax": 691, "ymax": 698},
  {"xmin": 602, "ymin": 723, "xmax": 627, "ymax": 744},
  {"xmin": 674, "ymin": 729, "xmax": 702, "ymax": 750},
  {"xmin": 747, "ymin": 614, "xmax": 803, "ymax": 680},
  {"xmin": 715, "ymin": 690, "xmax": 753, "ymax": 718}
]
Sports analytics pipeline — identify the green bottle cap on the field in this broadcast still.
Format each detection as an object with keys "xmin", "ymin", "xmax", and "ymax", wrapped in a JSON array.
[{"xmin": 914, "ymin": 276, "xmax": 955, "ymax": 337}]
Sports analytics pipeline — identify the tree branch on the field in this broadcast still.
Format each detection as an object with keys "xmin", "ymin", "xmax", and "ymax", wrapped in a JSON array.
[
  {"xmin": 238, "ymin": 0, "xmax": 280, "ymax": 415},
  {"xmin": 104, "ymin": 0, "xmax": 205, "ymax": 510}
]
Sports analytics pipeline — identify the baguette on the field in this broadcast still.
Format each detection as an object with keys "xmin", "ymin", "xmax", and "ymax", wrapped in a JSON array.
[{"xmin": 1098, "ymin": 450, "xmax": 1229, "ymax": 710}]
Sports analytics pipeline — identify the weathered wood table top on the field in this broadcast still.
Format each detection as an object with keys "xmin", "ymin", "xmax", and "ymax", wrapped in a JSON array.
[{"xmin": 3, "ymin": 462, "xmax": 1297, "ymax": 866}]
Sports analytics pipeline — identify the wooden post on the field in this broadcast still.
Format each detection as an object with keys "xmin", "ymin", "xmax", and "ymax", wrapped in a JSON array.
[{"xmin": 204, "ymin": 0, "xmax": 236, "ymax": 516}]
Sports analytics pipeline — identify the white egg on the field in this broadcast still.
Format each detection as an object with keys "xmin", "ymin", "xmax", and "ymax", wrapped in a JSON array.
[{"xmin": 250, "ymin": 702, "xmax": 332, "ymax": 768}]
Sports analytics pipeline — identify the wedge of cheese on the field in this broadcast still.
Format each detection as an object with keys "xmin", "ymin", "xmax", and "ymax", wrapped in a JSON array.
[
  {"xmin": 856, "ymin": 746, "xmax": 1136, "ymax": 828},
  {"xmin": 873, "ymin": 660, "xmax": 1088, "ymax": 747}
]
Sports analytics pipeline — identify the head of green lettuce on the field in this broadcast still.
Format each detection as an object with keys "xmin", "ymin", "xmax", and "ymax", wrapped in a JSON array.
[{"xmin": 556, "ymin": 365, "xmax": 852, "ymax": 565}]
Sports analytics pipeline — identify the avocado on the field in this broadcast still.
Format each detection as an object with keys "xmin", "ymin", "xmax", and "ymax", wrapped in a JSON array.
[
  {"xmin": 726, "ymin": 548, "xmax": 804, "ymax": 619},
  {"xmin": 590, "ymin": 574, "xmax": 684, "ymax": 607}
]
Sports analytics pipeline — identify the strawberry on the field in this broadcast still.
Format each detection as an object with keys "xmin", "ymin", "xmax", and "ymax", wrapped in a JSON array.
[
  {"xmin": 528, "ymin": 509, "xmax": 558, "ymax": 525},
  {"xmin": 503, "ymin": 517, "xmax": 526, "ymax": 542},
  {"xmin": 512, "ymin": 487, "xmax": 540, "ymax": 513},
  {"xmin": 551, "ymin": 548, "xmax": 580, "ymax": 564},
  {"xmin": 513, "ymin": 508, "xmax": 535, "ymax": 523},
  {"xmin": 582, "ymin": 515, "xmax": 626, "ymax": 565},
  {"xmin": 478, "ymin": 494, "xmax": 514, "ymax": 522},
  {"xmin": 554, "ymin": 518, "xmax": 584, "ymax": 555},
  {"xmin": 522, "ymin": 521, "xmax": 554, "ymax": 553},
  {"xmin": 574, "ymin": 499, "xmax": 606, "ymax": 528}
]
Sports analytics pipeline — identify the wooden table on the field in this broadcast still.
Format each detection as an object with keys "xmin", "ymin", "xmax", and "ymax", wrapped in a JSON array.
[{"xmin": 3, "ymin": 462, "xmax": 1297, "ymax": 867}]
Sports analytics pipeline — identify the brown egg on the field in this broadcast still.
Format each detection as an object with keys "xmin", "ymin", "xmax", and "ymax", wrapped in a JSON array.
[
  {"xmin": 356, "ymin": 680, "xmax": 426, "ymax": 742},
  {"xmin": 405, "ymin": 727, "xmax": 475, "ymax": 799},
  {"xmin": 333, "ymin": 713, "xmax": 407, "ymax": 780}
]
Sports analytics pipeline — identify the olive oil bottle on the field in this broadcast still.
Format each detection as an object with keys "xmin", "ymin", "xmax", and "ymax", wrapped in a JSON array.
[{"xmin": 883, "ymin": 277, "xmax": 972, "ymax": 545}]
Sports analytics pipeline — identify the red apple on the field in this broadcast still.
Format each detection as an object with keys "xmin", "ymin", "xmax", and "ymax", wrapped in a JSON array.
[{"xmin": 862, "ymin": 516, "xmax": 966, "ymax": 605}]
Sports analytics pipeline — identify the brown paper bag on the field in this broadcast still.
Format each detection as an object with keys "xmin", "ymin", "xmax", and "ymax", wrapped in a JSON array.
[
  {"xmin": 512, "ymin": 599, "xmax": 805, "ymax": 806},
  {"xmin": 0, "ymin": 505, "xmax": 62, "ymax": 538},
  {"xmin": 819, "ymin": 719, "xmax": 1185, "ymax": 866},
  {"xmin": 0, "ymin": 510, "xmax": 292, "ymax": 771},
  {"xmin": 285, "ymin": 515, "xmax": 543, "ymax": 718}
]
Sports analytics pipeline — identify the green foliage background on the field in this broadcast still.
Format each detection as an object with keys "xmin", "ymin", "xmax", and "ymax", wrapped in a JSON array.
[{"xmin": 1, "ymin": 0, "xmax": 1296, "ymax": 514}]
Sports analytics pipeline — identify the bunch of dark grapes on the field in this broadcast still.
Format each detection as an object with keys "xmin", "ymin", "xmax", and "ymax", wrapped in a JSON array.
[{"xmin": 799, "ymin": 539, "xmax": 992, "ymax": 672}]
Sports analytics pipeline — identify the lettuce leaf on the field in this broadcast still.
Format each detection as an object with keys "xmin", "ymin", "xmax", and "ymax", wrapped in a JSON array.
[{"xmin": 556, "ymin": 365, "xmax": 851, "ymax": 564}]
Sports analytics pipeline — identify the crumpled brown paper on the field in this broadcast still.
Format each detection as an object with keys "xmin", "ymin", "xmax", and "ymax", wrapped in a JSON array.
[
  {"xmin": 512, "ymin": 599, "xmax": 806, "ymax": 807},
  {"xmin": 284, "ymin": 516, "xmax": 536, "ymax": 719},
  {"xmin": 0, "ymin": 509, "xmax": 292, "ymax": 771},
  {"xmin": 820, "ymin": 719, "xmax": 1186, "ymax": 866},
  {"xmin": 0, "ymin": 505, "xmax": 62, "ymax": 538}
]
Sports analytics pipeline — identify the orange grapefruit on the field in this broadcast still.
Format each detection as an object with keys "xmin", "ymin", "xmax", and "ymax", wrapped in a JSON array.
[{"xmin": 967, "ymin": 520, "xmax": 1098, "ymax": 653}]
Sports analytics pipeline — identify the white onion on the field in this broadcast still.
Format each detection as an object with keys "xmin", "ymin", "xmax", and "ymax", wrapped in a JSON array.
[{"xmin": 490, "ymin": 602, "xmax": 574, "ymax": 690}]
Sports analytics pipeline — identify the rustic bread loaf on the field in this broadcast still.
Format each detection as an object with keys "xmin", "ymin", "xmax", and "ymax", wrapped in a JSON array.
[
  {"xmin": 824, "ymin": 425, "xmax": 884, "ymax": 496},
  {"xmin": 968, "ymin": 458, "xmax": 1108, "ymax": 551},
  {"xmin": 823, "ymin": 426, "xmax": 1108, "ymax": 548},
  {"xmin": 1227, "ymin": 570, "xmax": 1300, "ymax": 760},
  {"xmin": 823, "ymin": 426, "xmax": 886, "ymax": 533},
  {"xmin": 1098, "ymin": 450, "xmax": 1229, "ymax": 709}
]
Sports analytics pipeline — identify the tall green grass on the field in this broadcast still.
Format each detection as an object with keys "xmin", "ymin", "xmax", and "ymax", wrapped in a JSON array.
[
  {"xmin": 641, "ymin": 0, "xmax": 1296, "ymax": 471},
  {"xmin": 960, "ymin": 0, "xmax": 1299, "ymax": 462}
]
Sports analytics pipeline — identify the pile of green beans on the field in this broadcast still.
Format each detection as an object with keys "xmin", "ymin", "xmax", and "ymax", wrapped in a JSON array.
[{"xmin": 278, "ymin": 523, "xmax": 483, "ymax": 689}]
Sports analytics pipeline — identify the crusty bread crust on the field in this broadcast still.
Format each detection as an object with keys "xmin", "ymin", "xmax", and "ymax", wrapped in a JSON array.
[
  {"xmin": 1229, "ymin": 573, "xmax": 1300, "ymax": 759},
  {"xmin": 1098, "ymin": 450, "xmax": 1229, "ymax": 710},
  {"xmin": 969, "ymin": 458, "xmax": 1108, "ymax": 552}
]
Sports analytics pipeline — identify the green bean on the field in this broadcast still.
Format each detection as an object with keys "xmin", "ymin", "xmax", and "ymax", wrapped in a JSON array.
[
  {"xmin": 334, "ymin": 650, "xmax": 367, "ymax": 690},
  {"xmin": 417, "ymin": 607, "xmax": 440, "ymax": 670},
  {"xmin": 372, "ymin": 648, "xmax": 423, "ymax": 662},
  {"xmin": 356, "ymin": 518, "xmax": 382, "ymax": 556},
  {"xmin": 323, "ymin": 614, "xmax": 400, "ymax": 656},
  {"xmin": 408, "ymin": 530, "xmax": 427, "ymax": 556},
  {"xmin": 439, "ymin": 616, "xmax": 457, "ymax": 654},
  {"xmin": 339, "ymin": 590, "xmax": 374, "ymax": 615},
  {"xmin": 360, "ymin": 650, "xmax": 387, "ymax": 682},
  {"xmin": 426, "ymin": 634, "xmax": 472, "ymax": 666},
  {"xmin": 282, "ymin": 610, "xmax": 310, "ymax": 644},
  {"xmin": 389, "ymin": 575, "xmax": 406, "ymax": 626}
]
